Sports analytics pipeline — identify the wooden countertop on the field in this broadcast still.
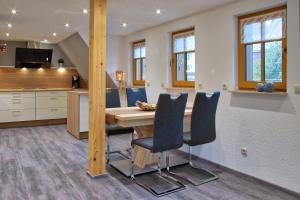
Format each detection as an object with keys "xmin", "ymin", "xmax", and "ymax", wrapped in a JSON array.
[
  {"xmin": 68, "ymin": 90, "xmax": 88, "ymax": 95},
  {"xmin": 0, "ymin": 88, "xmax": 76, "ymax": 92}
]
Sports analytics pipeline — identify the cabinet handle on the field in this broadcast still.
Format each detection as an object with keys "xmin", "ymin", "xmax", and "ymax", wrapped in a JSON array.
[
  {"xmin": 12, "ymin": 101, "xmax": 21, "ymax": 104},
  {"xmin": 50, "ymin": 97, "xmax": 58, "ymax": 100},
  {"xmin": 51, "ymin": 109, "xmax": 58, "ymax": 112}
]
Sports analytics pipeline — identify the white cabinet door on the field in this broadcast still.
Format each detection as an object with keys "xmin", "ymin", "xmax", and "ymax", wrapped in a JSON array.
[
  {"xmin": 36, "ymin": 96, "xmax": 67, "ymax": 108},
  {"xmin": 36, "ymin": 108, "xmax": 67, "ymax": 120},
  {"xmin": 36, "ymin": 91, "xmax": 67, "ymax": 97},
  {"xmin": 0, "ymin": 92, "xmax": 35, "ymax": 98},
  {"xmin": 0, "ymin": 97, "xmax": 35, "ymax": 111},
  {"xmin": 0, "ymin": 109, "xmax": 35, "ymax": 123}
]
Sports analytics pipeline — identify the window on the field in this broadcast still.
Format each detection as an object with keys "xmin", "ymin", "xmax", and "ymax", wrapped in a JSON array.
[
  {"xmin": 132, "ymin": 40, "xmax": 146, "ymax": 86},
  {"xmin": 171, "ymin": 28, "xmax": 195, "ymax": 87},
  {"xmin": 238, "ymin": 6, "xmax": 287, "ymax": 91}
]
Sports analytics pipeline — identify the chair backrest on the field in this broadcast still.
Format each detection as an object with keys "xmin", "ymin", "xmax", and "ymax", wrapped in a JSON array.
[
  {"xmin": 106, "ymin": 88, "xmax": 121, "ymax": 108},
  {"xmin": 152, "ymin": 93, "xmax": 188, "ymax": 153},
  {"xmin": 126, "ymin": 87, "xmax": 147, "ymax": 107},
  {"xmin": 190, "ymin": 92, "xmax": 220, "ymax": 146}
]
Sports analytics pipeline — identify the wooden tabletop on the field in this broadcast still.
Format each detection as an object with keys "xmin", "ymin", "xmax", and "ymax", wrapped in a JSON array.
[{"xmin": 106, "ymin": 107, "xmax": 192, "ymax": 127}]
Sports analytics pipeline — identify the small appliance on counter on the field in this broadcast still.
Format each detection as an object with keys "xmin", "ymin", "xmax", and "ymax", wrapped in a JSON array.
[{"xmin": 72, "ymin": 75, "xmax": 80, "ymax": 89}]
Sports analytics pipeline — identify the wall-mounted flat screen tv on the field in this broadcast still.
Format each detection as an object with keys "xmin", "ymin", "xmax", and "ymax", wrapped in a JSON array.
[{"xmin": 15, "ymin": 48, "xmax": 52, "ymax": 68}]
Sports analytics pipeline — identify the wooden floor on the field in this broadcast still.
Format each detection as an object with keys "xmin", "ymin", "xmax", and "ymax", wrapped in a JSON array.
[{"xmin": 0, "ymin": 125, "xmax": 299, "ymax": 200}]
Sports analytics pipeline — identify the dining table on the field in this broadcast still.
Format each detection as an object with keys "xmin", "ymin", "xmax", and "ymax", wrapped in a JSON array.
[{"xmin": 105, "ymin": 106, "xmax": 192, "ymax": 177}]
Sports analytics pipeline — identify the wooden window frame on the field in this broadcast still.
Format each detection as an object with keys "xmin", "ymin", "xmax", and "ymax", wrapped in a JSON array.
[
  {"xmin": 171, "ymin": 28, "xmax": 195, "ymax": 88},
  {"xmin": 132, "ymin": 40, "xmax": 146, "ymax": 86},
  {"xmin": 238, "ymin": 5, "xmax": 287, "ymax": 91}
]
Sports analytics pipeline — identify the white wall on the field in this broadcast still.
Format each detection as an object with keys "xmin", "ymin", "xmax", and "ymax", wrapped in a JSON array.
[{"xmin": 123, "ymin": 0, "xmax": 300, "ymax": 193}]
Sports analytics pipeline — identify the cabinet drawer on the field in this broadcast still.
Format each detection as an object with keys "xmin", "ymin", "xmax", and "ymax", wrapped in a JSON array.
[
  {"xmin": 36, "ymin": 108, "xmax": 67, "ymax": 120},
  {"xmin": 36, "ymin": 96, "xmax": 67, "ymax": 108},
  {"xmin": 0, "ymin": 92, "xmax": 35, "ymax": 98},
  {"xmin": 0, "ymin": 109, "xmax": 35, "ymax": 123},
  {"xmin": 36, "ymin": 91, "xmax": 67, "ymax": 97},
  {"xmin": 0, "ymin": 97, "xmax": 35, "ymax": 111}
]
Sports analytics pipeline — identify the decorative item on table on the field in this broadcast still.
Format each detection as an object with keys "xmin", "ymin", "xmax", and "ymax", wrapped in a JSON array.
[
  {"xmin": 136, "ymin": 101, "xmax": 157, "ymax": 111},
  {"xmin": 58, "ymin": 58, "xmax": 64, "ymax": 67},
  {"xmin": 256, "ymin": 83, "xmax": 265, "ymax": 92},
  {"xmin": 263, "ymin": 82, "xmax": 275, "ymax": 92}
]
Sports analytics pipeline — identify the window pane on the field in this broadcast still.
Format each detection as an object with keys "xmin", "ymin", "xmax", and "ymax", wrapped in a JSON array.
[
  {"xmin": 245, "ymin": 43, "xmax": 261, "ymax": 81},
  {"xmin": 141, "ymin": 46, "xmax": 146, "ymax": 57},
  {"xmin": 243, "ymin": 22, "xmax": 261, "ymax": 43},
  {"xmin": 262, "ymin": 17, "xmax": 283, "ymax": 41},
  {"xmin": 174, "ymin": 37, "xmax": 184, "ymax": 53},
  {"xmin": 135, "ymin": 59, "xmax": 141, "ymax": 80},
  {"xmin": 186, "ymin": 52, "xmax": 195, "ymax": 81},
  {"xmin": 176, "ymin": 53, "xmax": 185, "ymax": 81},
  {"xmin": 185, "ymin": 35, "xmax": 195, "ymax": 51},
  {"xmin": 265, "ymin": 41, "xmax": 282, "ymax": 82},
  {"xmin": 134, "ymin": 47, "xmax": 141, "ymax": 58},
  {"xmin": 142, "ymin": 58, "xmax": 146, "ymax": 80}
]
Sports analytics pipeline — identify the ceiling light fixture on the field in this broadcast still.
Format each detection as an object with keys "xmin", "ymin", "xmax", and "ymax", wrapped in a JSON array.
[
  {"xmin": 65, "ymin": 23, "xmax": 69, "ymax": 28},
  {"xmin": 8, "ymin": 23, "xmax": 12, "ymax": 28},
  {"xmin": 52, "ymin": 32, "xmax": 57, "ymax": 36},
  {"xmin": 6, "ymin": 33, "xmax": 10, "ymax": 37},
  {"xmin": 156, "ymin": 9, "xmax": 161, "ymax": 14},
  {"xmin": 83, "ymin": 9, "xmax": 88, "ymax": 14},
  {"xmin": 11, "ymin": 9, "xmax": 17, "ymax": 14},
  {"xmin": 122, "ymin": 23, "xmax": 127, "ymax": 28}
]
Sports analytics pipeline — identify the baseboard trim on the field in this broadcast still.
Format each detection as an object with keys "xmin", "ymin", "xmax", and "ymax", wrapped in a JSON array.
[
  {"xmin": 186, "ymin": 152, "xmax": 300, "ymax": 197},
  {"xmin": 0, "ymin": 119, "xmax": 67, "ymax": 129}
]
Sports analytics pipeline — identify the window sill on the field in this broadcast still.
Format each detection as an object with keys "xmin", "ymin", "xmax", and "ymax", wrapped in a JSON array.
[
  {"xmin": 163, "ymin": 87, "xmax": 195, "ymax": 91},
  {"xmin": 229, "ymin": 90, "xmax": 287, "ymax": 96}
]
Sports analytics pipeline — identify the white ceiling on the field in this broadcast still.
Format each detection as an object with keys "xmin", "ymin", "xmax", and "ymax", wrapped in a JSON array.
[{"xmin": 0, "ymin": 0, "xmax": 238, "ymax": 43}]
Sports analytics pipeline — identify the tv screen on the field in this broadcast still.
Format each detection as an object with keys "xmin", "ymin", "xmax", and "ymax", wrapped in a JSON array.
[{"xmin": 15, "ymin": 48, "xmax": 52, "ymax": 68}]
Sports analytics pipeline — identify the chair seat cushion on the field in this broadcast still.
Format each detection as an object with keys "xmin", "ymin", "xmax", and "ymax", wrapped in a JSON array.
[
  {"xmin": 106, "ymin": 124, "xmax": 134, "ymax": 136},
  {"xmin": 183, "ymin": 132, "xmax": 191, "ymax": 144},
  {"xmin": 132, "ymin": 137, "xmax": 154, "ymax": 151}
]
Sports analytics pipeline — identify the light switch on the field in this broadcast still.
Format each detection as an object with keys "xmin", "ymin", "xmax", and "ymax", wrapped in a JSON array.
[{"xmin": 146, "ymin": 82, "xmax": 150, "ymax": 87}]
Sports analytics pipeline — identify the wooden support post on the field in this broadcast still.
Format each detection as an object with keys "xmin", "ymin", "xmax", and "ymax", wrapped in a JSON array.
[{"xmin": 87, "ymin": 0, "xmax": 107, "ymax": 177}]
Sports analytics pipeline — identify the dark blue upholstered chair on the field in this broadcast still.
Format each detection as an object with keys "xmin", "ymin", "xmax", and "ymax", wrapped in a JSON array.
[
  {"xmin": 106, "ymin": 88, "xmax": 134, "ymax": 164},
  {"xmin": 130, "ymin": 93, "xmax": 188, "ymax": 196},
  {"xmin": 171, "ymin": 92, "xmax": 220, "ymax": 186},
  {"xmin": 126, "ymin": 88, "xmax": 147, "ymax": 107}
]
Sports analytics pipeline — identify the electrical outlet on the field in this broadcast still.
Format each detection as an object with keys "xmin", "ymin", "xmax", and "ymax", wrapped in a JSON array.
[
  {"xmin": 146, "ymin": 82, "xmax": 150, "ymax": 87},
  {"xmin": 241, "ymin": 147, "xmax": 248, "ymax": 157},
  {"xmin": 161, "ymin": 83, "xmax": 165, "ymax": 88},
  {"xmin": 295, "ymin": 85, "xmax": 300, "ymax": 94},
  {"xmin": 222, "ymin": 83, "xmax": 228, "ymax": 91}
]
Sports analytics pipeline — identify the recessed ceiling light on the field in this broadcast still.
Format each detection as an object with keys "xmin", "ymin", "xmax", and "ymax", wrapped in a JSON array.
[
  {"xmin": 6, "ymin": 33, "xmax": 10, "ymax": 37},
  {"xmin": 8, "ymin": 23, "xmax": 12, "ymax": 28},
  {"xmin": 41, "ymin": 39, "xmax": 48, "ymax": 43},
  {"xmin": 156, "ymin": 9, "xmax": 161, "ymax": 14},
  {"xmin": 83, "ymin": 9, "xmax": 88, "ymax": 14},
  {"xmin": 11, "ymin": 9, "xmax": 17, "ymax": 14},
  {"xmin": 122, "ymin": 23, "xmax": 127, "ymax": 28},
  {"xmin": 52, "ymin": 32, "xmax": 57, "ymax": 36},
  {"xmin": 65, "ymin": 23, "xmax": 69, "ymax": 28}
]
